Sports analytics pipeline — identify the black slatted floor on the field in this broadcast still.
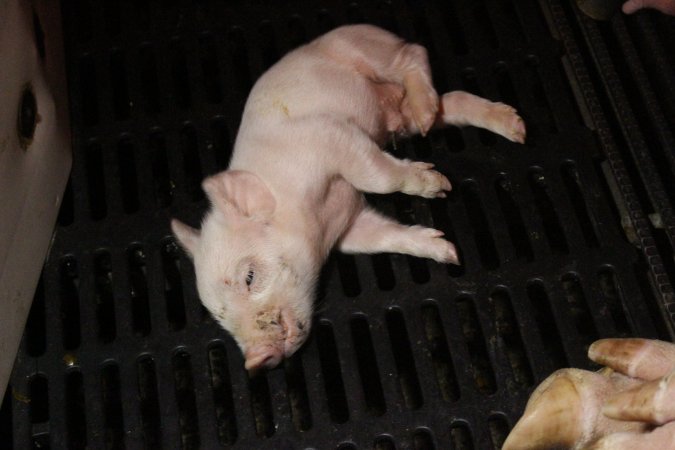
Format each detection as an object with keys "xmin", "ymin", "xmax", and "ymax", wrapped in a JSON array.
[{"xmin": 2, "ymin": 0, "xmax": 675, "ymax": 449}]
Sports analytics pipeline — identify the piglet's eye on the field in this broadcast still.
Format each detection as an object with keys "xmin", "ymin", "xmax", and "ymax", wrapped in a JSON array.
[{"xmin": 245, "ymin": 270, "xmax": 255, "ymax": 287}]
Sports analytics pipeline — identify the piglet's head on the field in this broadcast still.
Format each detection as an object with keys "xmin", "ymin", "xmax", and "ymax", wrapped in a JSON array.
[{"xmin": 171, "ymin": 170, "xmax": 315, "ymax": 372}]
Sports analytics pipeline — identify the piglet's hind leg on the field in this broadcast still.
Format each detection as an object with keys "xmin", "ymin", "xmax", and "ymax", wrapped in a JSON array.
[
  {"xmin": 438, "ymin": 91, "xmax": 526, "ymax": 143},
  {"xmin": 319, "ymin": 25, "xmax": 439, "ymax": 135}
]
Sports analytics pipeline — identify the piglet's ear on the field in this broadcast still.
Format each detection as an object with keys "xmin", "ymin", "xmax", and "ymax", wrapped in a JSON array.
[
  {"xmin": 171, "ymin": 219, "xmax": 200, "ymax": 257},
  {"xmin": 202, "ymin": 170, "xmax": 276, "ymax": 220}
]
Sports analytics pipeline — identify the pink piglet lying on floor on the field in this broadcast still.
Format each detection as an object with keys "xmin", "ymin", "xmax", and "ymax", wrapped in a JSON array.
[{"xmin": 171, "ymin": 24, "xmax": 526, "ymax": 371}]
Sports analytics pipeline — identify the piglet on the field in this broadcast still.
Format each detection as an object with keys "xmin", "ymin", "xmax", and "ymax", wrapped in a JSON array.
[
  {"xmin": 171, "ymin": 24, "xmax": 526, "ymax": 371},
  {"xmin": 503, "ymin": 338, "xmax": 675, "ymax": 450}
]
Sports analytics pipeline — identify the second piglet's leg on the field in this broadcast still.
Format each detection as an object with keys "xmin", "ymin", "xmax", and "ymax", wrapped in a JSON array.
[
  {"xmin": 437, "ymin": 91, "xmax": 526, "ymax": 144},
  {"xmin": 338, "ymin": 207, "xmax": 459, "ymax": 264}
]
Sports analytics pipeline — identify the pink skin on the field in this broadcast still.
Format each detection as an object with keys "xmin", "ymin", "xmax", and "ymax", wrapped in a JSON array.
[
  {"xmin": 623, "ymin": 0, "xmax": 675, "ymax": 15},
  {"xmin": 591, "ymin": 339, "xmax": 675, "ymax": 426},
  {"xmin": 244, "ymin": 310, "xmax": 307, "ymax": 371},
  {"xmin": 505, "ymin": 338, "xmax": 675, "ymax": 449},
  {"xmin": 590, "ymin": 339, "xmax": 675, "ymax": 449},
  {"xmin": 591, "ymin": 422, "xmax": 675, "ymax": 449},
  {"xmin": 171, "ymin": 25, "xmax": 526, "ymax": 371}
]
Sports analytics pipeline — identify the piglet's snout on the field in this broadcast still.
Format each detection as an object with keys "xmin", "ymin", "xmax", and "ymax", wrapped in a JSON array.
[
  {"xmin": 244, "ymin": 344, "xmax": 284, "ymax": 372},
  {"xmin": 244, "ymin": 309, "xmax": 309, "ymax": 371}
]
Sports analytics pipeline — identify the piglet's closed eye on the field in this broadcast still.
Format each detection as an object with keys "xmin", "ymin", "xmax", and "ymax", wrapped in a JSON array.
[{"xmin": 202, "ymin": 170, "xmax": 276, "ymax": 221}]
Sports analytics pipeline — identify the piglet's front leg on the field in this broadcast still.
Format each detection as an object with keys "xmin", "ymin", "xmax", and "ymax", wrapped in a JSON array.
[
  {"xmin": 339, "ymin": 207, "xmax": 459, "ymax": 264},
  {"xmin": 331, "ymin": 121, "xmax": 452, "ymax": 199}
]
